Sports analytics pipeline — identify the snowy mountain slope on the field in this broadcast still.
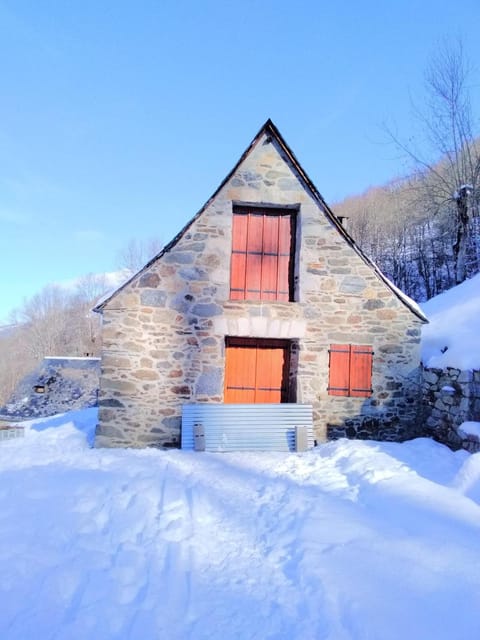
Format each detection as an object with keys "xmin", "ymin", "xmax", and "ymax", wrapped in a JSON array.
[
  {"xmin": 1, "ymin": 409, "xmax": 480, "ymax": 639},
  {"xmin": 421, "ymin": 272, "xmax": 480, "ymax": 369}
]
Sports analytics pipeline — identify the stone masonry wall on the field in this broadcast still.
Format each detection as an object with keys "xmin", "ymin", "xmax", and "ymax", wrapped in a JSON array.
[
  {"xmin": 96, "ymin": 131, "xmax": 424, "ymax": 448},
  {"xmin": 423, "ymin": 366, "xmax": 480, "ymax": 452}
]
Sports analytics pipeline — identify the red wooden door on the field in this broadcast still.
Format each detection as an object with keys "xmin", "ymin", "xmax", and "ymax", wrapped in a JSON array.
[{"xmin": 224, "ymin": 338, "xmax": 290, "ymax": 403}]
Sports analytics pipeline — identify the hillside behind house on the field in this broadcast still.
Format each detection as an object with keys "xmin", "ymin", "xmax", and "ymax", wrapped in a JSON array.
[{"xmin": 334, "ymin": 171, "xmax": 480, "ymax": 302}]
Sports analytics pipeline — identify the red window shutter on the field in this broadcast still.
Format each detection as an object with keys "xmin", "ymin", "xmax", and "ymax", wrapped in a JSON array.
[
  {"xmin": 261, "ymin": 215, "xmax": 280, "ymax": 301},
  {"xmin": 230, "ymin": 208, "xmax": 295, "ymax": 302},
  {"xmin": 328, "ymin": 344, "xmax": 373, "ymax": 397},
  {"xmin": 328, "ymin": 344, "xmax": 350, "ymax": 396},
  {"xmin": 277, "ymin": 215, "xmax": 292, "ymax": 302},
  {"xmin": 230, "ymin": 214, "xmax": 248, "ymax": 300},
  {"xmin": 349, "ymin": 345, "xmax": 373, "ymax": 397},
  {"xmin": 245, "ymin": 214, "xmax": 263, "ymax": 300}
]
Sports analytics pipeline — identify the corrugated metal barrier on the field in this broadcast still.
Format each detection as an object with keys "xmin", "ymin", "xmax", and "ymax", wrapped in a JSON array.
[
  {"xmin": 181, "ymin": 403, "xmax": 314, "ymax": 452},
  {"xmin": 0, "ymin": 426, "xmax": 24, "ymax": 442}
]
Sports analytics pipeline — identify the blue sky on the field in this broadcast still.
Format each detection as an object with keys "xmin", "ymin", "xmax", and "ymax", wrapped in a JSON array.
[{"xmin": 1, "ymin": 0, "xmax": 479, "ymax": 323}]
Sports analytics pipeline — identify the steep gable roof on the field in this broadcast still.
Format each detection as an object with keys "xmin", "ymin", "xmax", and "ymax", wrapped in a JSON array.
[{"xmin": 94, "ymin": 119, "xmax": 427, "ymax": 322}]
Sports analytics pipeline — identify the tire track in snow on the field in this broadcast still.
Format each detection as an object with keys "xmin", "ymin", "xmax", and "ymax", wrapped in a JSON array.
[{"xmin": 154, "ymin": 465, "xmax": 197, "ymax": 635}]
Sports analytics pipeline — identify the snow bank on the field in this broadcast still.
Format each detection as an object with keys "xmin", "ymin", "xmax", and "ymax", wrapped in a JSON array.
[
  {"xmin": 458, "ymin": 421, "xmax": 480, "ymax": 439},
  {"xmin": 421, "ymin": 273, "xmax": 480, "ymax": 369},
  {"xmin": 1, "ymin": 410, "xmax": 480, "ymax": 639}
]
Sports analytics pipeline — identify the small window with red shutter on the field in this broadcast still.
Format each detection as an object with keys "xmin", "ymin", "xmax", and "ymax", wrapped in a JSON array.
[
  {"xmin": 328, "ymin": 344, "xmax": 373, "ymax": 397},
  {"xmin": 230, "ymin": 206, "xmax": 295, "ymax": 301}
]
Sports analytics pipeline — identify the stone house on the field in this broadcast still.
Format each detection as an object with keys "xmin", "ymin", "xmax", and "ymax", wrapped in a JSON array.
[{"xmin": 94, "ymin": 119, "xmax": 427, "ymax": 449}]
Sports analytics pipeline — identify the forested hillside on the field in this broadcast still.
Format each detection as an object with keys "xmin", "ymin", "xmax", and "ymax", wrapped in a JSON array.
[
  {"xmin": 0, "ymin": 241, "xmax": 158, "ymax": 407},
  {"xmin": 334, "ymin": 42, "xmax": 480, "ymax": 301},
  {"xmin": 0, "ymin": 276, "xmax": 106, "ymax": 406},
  {"xmin": 333, "ymin": 170, "xmax": 480, "ymax": 301}
]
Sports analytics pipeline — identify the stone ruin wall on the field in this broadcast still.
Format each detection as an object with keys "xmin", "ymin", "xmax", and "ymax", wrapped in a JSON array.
[{"xmin": 423, "ymin": 366, "xmax": 480, "ymax": 453}]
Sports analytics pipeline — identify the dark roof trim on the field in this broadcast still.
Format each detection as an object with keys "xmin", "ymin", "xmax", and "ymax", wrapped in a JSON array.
[{"xmin": 94, "ymin": 119, "xmax": 427, "ymax": 322}]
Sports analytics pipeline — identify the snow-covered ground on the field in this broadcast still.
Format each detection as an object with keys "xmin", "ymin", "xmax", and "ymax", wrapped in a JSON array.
[
  {"xmin": 421, "ymin": 272, "xmax": 480, "ymax": 369},
  {"xmin": 1, "ymin": 409, "xmax": 480, "ymax": 639}
]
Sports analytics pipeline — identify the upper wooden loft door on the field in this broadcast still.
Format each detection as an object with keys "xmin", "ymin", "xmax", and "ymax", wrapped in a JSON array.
[
  {"xmin": 230, "ymin": 207, "xmax": 295, "ymax": 302},
  {"xmin": 224, "ymin": 338, "xmax": 291, "ymax": 403}
]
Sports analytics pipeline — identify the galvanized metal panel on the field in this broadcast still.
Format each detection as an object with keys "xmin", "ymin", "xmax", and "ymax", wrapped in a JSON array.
[
  {"xmin": 0, "ymin": 427, "xmax": 24, "ymax": 442},
  {"xmin": 295, "ymin": 425, "xmax": 309, "ymax": 452},
  {"xmin": 181, "ymin": 403, "xmax": 314, "ymax": 452}
]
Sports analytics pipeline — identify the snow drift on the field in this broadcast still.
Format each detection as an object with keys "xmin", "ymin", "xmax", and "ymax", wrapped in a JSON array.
[
  {"xmin": 421, "ymin": 272, "xmax": 480, "ymax": 370},
  {"xmin": 1, "ymin": 409, "xmax": 480, "ymax": 639}
]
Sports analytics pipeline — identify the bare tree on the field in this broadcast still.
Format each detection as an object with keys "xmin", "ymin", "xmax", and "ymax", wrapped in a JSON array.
[
  {"xmin": 74, "ymin": 272, "xmax": 109, "ymax": 304},
  {"xmin": 388, "ymin": 39, "xmax": 480, "ymax": 284},
  {"xmin": 0, "ymin": 275, "xmax": 111, "ymax": 406},
  {"xmin": 0, "ymin": 328, "xmax": 36, "ymax": 406},
  {"xmin": 116, "ymin": 237, "xmax": 164, "ymax": 274},
  {"xmin": 11, "ymin": 285, "xmax": 73, "ymax": 359},
  {"xmin": 70, "ymin": 273, "xmax": 109, "ymax": 356}
]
